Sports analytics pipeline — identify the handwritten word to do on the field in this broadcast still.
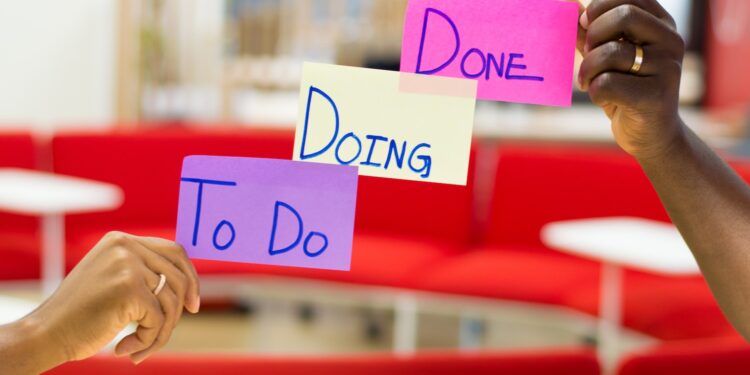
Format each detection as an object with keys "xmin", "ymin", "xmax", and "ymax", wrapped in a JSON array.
[
  {"xmin": 175, "ymin": 156, "xmax": 357, "ymax": 271},
  {"xmin": 294, "ymin": 63, "xmax": 476, "ymax": 186},
  {"xmin": 400, "ymin": 0, "xmax": 579, "ymax": 107}
]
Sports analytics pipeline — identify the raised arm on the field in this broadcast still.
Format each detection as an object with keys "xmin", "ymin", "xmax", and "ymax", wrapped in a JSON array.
[{"xmin": 578, "ymin": 0, "xmax": 750, "ymax": 340}]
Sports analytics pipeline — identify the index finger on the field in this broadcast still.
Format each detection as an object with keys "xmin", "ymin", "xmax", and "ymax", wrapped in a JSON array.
[
  {"xmin": 132, "ymin": 236, "xmax": 201, "ymax": 313},
  {"xmin": 585, "ymin": 0, "xmax": 675, "ymax": 28}
]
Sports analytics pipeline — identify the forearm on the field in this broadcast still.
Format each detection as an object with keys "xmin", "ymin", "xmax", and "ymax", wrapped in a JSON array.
[
  {"xmin": 638, "ymin": 120, "xmax": 750, "ymax": 338},
  {"xmin": 0, "ymin": 316, "xmax": 67, "ymax": 374}
]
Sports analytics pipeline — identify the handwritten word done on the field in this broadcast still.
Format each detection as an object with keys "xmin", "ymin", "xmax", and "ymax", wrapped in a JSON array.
[{"xmin": 416, "ymin": 8, "xmax": 543, "ymax": 82}]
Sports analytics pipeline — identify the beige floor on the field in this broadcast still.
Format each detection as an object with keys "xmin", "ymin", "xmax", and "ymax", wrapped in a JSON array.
[{"xmin": 0, "ymin": 276, "xmax": 657, "ymax": 357}]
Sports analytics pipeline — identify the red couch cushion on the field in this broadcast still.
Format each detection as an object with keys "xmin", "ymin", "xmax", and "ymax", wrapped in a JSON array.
[
  {"xmin": 52, "ymin": 128, "xmax": 295, "ymax": 267},
  {"xmin": 562, "ymin": 271, "xmax": 737, "ymax": 341},
  {"xmin": 190, "ymin": 230, "xmax": 457, "ymax": 288},
  {"xmin": 412, "ymin": 246, "xmax": 600, "ymax": 305},
  {"xmin": 64, "ymin": 223, "xmax": 457, "ymax": 288},
  {"xmin": 354, "ymin": 148, "xmax": 477, "ymax": 246},
  {"xmin": 55, "ymin": 129, "xmax": 477, "ymax": 285},
  {"xmin": 0, "ymin": 132, "xmax": 40, "ymax": 280},
  {"xmin": 53, "ymin": 128, "xmax": 295, "ymax": 228},
  {"xmin": 617, "ymin": 337, "xmax": 750, "ymax": 375},
  {"xmin": 49, "ymin": 349, "xmax": 600, "ymax": 375},
  {"xmin": 486, "ymin": 144, "xmax": 669, "ymax": 250}
]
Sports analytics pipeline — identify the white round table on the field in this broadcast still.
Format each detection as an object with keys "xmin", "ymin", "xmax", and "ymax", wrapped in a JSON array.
[
  {"xmin": 0, "ymin": 168, "xmax": 123, "ymax": 295},
  {"xmin": 0, "ymin": 296, "xmax": 38, "ymax": 325}
]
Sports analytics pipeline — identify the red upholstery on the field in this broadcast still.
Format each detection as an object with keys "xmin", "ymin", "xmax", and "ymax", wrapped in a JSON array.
[
  {"xmin": 52, "ymin": 129, "xmax": 475, "ymax": 288},
  {"xmin": 482, "ymin": 143, "xmax": 737, "ymax": 339},
  {"xmin": 354, "ymin": 148, "xmax": 477, "ymax": 246},
  {"xmin": 412, "ymin": 143, "xmax": 738, "ymax": 341},
  {"xmin": 193, "ymin": 231, "xmax": 459, "ymax": 288},
  {"xmin": 617, "ymin": 337, "xmax": 750, "ymax": 375},
  {"xmin": 413, "ymin": 246, "xmax": 600, "ymax": 305},
  {"xmin": 49, "ymin": 131, "xmax": 744, "ymax": 342},
  {"xmin": 486, "ymin": 143, "xmax": 669, "ymax": 249},
  {"xmin": 563, "ymin": 271, "xmax": 737, "ymax": 340},
  {"xmin": 412, "ymin": 144, "xmax": 636, "ymax": 305},
  {"xmin": 48, "ymin": 349, "xmax": 600, "ymax": 375},
  {"xmin": 0, "ymin": 132, "xmax": 40, "ymax": 280},
  {"xmin": 51, "ymin": 128, "xmax": 295, "ymax": 269}
]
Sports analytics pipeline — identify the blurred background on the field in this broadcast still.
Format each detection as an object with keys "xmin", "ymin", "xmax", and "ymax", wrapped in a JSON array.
[
  {"xmin": 2, "ymin": 1, "xmax": 750, "ymax": 374},
  {"xmin": 1, "ymin": 0, "xmax": 746, "ymax": 136}
]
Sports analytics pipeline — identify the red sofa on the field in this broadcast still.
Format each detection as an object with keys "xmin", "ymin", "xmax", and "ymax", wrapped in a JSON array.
[
  {"xmin": 47, "ymin": 349, "xmax": 600, "ymax": 375},
  {"xmin": 0, "ymin": 132, "xmax": 40, "ymax": 280},
  {"xmin": 413, "ymin": 143, "xmax": 736, "ymax": 341},
  {"xmin": 51, "ymin": 128, "xmax": 295, "ymax": 268},
  {"xmin": 51, "ymin": 128, "xmax": 476, "ymax": 289},
  {"xmin": 195, "ymin": 150, "xmax": 477, "ymax": 288},
  {"xmin": 50, "ymin": 130, "xmax": 741, "ymax": 342},
  {"xmin": 11, "ymin": 127, "xmax": 750, "ymax": 372}
]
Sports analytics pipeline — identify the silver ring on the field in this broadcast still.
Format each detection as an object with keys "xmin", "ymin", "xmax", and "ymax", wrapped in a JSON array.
[
  {"xmin": 153, "ymin": 273, "xmax": 167, "ymax": 296},
  {"xmin": 630, "ymin": 45, "xmax": 644, "ymax": 74}
]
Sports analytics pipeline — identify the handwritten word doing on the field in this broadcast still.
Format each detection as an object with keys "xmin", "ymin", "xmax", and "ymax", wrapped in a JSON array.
[
  {"xmin": 416, "ymin": 8, "xmax": 544, "ymax": 82},
  {"xmin": 299, "ymin": 86, "xmax": 432, "ymax": 179},
  {"xmin": 181, "ymin": 177, "xmax": 327, "ymax": 258}
]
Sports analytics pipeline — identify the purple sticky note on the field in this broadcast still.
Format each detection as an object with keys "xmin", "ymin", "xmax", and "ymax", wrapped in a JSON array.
[
  {"xmin": 400, "ymin": 0, "xmax": 579, "ymax": 107},
  {"xmin": 176, "ymin": 156, "xmax": 358, "ymax": 271}
]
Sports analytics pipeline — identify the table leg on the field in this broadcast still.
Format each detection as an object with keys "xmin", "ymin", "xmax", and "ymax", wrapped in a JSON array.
[
  {"xmin": 598, "ymin": 262, "xmax": 623, "ymax": 373},
  {"xmin": 393, "ymin": 293, "xmax": 418, "ymax": 353},
  {"xmin": 41, "ymin": 214, "xmax": 65, "ymax": 296}
]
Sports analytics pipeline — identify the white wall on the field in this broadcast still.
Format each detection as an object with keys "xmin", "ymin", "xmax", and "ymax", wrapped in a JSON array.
[{"xmin": 0, "ymin": 0, "xmax": 117, "ymax": 131}]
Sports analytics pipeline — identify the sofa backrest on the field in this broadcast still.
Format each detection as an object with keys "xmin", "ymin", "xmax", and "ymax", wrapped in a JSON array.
[
  {"xmin": 485, "ymin": 143, "xmax": 669, "ymax": 249},
  {"xmin": 53, "ymin": 128, "xmax": 477, "ymax": 246},
  {"xmin": 0, "ymin": 133, "xmax": 38, "ymax": 233},
  {"xmin": 0, "ymin": 132, "xmax": 40, "ymax": 279},
  {"xmin": 52, "ymin": 128, "xmax": 296, "ymax": 235},
  {"xmin": 355, "ymin": 147, "xmax": 477, "ymax": 246}
]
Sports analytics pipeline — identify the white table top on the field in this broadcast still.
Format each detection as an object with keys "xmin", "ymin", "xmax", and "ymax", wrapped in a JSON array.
[
  {"xmin": 0, "ymin": 296, "xmax": 38, "ymax": 325},
  {"xmin": 541, "ymin": 217, "xmax": 700, "ymax": 276},
  {"xmin": 0, "ymin": 168, "xmax": 123, "ymax": 215}
]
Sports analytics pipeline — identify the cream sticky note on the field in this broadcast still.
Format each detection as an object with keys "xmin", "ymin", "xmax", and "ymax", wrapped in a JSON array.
[
  {"xmin": 400, "ymin": 0, "xmax": 579, "ymax": 107},
  {"xmin": 294, "ymin": 63, "xmax": 476, "ymax": 186}
]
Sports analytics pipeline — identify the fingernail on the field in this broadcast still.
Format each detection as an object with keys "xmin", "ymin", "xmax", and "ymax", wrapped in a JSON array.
[
  {"xmin": 188, "ymin": 295, "xmax": 200, "ymax": 313},
  {"xmin": 580, "ymin": 12, "xmax": 589, "ymax": 30},
  {"xmin": 115, "ymin": 341, "xmax": 138, "ymax": 357},
  {"xmin": 131, "ymin": 352, "xmax": 148, "ymax": 365}
]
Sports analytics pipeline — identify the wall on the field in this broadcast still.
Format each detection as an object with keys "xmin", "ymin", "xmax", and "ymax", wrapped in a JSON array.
[{"xmin": 0, "ymin": 0, "xmax": 117, "ymax": 131}]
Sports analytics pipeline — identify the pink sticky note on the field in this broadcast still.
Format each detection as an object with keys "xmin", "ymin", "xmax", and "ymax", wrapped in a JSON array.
[
  {"xmin": 176, "ymin": 156, "xmax": 358, "ymax": 271},
  {"xmin": 400, "ymin": 0, "xmax": 579, "ymax": 107}
]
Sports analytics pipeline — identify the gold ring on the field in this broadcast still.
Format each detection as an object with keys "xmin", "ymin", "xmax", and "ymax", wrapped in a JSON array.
[
  {"xmin": 630, "ymin": 45, "xmax": 644, "ymax": 74},
  {"xmin": 153, "ymin": 273, "xmax": 167, "ymax": 296}
]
